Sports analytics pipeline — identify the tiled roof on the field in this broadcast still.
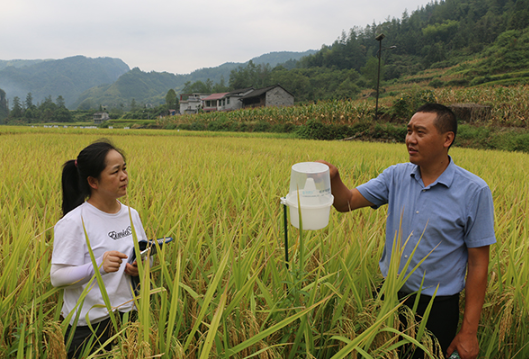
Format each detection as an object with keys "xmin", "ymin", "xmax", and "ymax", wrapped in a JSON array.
[
  {"xmin": 202, "ymin": 92, "xmax": 229, "ymax": 101},
  {"xmin": 240, "ymin": 85, "xmax": 293, "ymax": 99},
  {"xmin": 227, "ymin": 88, "xmax": 253, "ymax": 96}
]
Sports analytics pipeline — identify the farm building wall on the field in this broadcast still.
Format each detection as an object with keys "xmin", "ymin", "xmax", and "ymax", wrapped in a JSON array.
[{"xmin": 265, "ymin": 87, "xmax": 294, "ymax": 107}]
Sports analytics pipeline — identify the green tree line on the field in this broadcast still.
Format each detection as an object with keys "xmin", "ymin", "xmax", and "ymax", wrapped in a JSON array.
[{"xmin": 3, "ymin": 93, "xmax": 72, "ymax": 124}]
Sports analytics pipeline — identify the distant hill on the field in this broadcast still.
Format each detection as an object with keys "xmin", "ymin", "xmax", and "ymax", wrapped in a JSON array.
[
  {"xmin": 186, "ymin": 50, "xmax": 317, "ymax": 83},
  {"xmin": 0, "ymin": 51, "xmax": 315, "ymax": 110},
  {"xmin": 74, "ymin": 68, "xmax": 185, "ymax": 109},
  {"xmin": 0, "ymin": 56, "xmax": 130, "ymax": 108},
  {"xmin": 0, "ymin": 59, "xmax": 50, "ymax": 71},
  {"xmin": 250, "ymin": 51, "xmax": 316, "ymax": 67},
  {"xmin": 73, "ymin": 50, "xmax": 317, "ymax": 109}
]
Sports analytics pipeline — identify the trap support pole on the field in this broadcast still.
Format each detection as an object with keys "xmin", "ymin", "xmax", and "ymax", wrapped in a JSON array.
[{"xmin": 281, "ymin": 197, "xmax": 289, "ymax": 269}]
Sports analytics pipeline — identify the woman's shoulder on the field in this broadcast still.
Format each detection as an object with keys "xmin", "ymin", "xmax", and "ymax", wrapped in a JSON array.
[
  {"xmin": 56, "ymin": 203, "xmax": 86, "ymax": 224},
  {"xmin": 118, "ymin": 202, "xmax": 140, "ymax": 217},
  {"xmin": 54, "ymin": 203, "xmax": 87, "ymax": 234}
]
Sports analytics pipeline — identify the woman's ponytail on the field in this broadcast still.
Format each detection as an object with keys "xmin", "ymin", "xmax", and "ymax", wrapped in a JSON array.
[
  {"xmin": 60, "ymin": 139, "xmax": 125, "ymax": 216},
  {"xmin": 61, "ymin": 159, "xmax": 87, "ymax": 216}
]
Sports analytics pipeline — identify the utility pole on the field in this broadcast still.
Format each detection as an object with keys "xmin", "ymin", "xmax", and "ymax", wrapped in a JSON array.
[{"xmin": 375, "ymin": 33, "xmax": 385, "ymax": 121}]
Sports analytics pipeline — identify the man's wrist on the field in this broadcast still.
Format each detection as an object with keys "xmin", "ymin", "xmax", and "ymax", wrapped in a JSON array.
[{"xmin": 458, "ymin": 324, "xmax": 478, "ymax": 336}]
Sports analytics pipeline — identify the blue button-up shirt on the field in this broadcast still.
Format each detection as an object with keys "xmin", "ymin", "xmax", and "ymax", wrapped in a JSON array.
[{"xmin": 356, "ymin": 158, "xmax": 496, "ymax": 296}]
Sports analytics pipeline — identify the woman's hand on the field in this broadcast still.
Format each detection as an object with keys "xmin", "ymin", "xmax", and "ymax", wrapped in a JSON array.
[
  {"xmin": 125, "ymin": 262, "xmax": 139, "ymax": 276},
  {"xmin": 102, "ymin": 251, "xmax": 128, "ymax": 273}
]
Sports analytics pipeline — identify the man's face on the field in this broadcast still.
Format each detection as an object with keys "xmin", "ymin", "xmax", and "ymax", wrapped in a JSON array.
[{"xmin": 405, "ymin": 112, "xmax": 452, "ymax": 167}]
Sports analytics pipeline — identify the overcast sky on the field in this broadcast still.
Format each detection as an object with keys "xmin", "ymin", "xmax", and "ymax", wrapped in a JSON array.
[{"xmin": 1, "ymin": 0, "xmax": 430, "ymax": 75}]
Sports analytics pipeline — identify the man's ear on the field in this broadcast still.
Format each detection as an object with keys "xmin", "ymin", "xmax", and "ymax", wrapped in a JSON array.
[
  {"xmin": 444, "ymin": 131, "xmax": 455, "ymax": 149},
  {"xmin": 87, "ymin": 176, "xmax": 99, "ymax": 191}
]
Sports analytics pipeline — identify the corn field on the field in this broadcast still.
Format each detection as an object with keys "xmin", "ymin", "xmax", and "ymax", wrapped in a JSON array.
[
  {"xmin": 0, "ymin": 127, "xmax": 528, "ymax": 358},
  {"xmin": 164, "ymin": 99, "xmax": 373, "ymax": 127},
  {"xmin": 162, "ymin": 85, "xmax": 529, "ymax": 129}
]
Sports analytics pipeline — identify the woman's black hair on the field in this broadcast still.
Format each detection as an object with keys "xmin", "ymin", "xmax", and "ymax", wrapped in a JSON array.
[{"xmin": 61, "ymin": 139, "xmax": 126, "ymax": 216}]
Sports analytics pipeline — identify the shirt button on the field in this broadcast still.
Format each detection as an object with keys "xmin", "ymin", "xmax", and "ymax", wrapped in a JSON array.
[
  {"xmin": 405, "ymin": 255, "xmax": 408, "ymax": 258},
  {"xmin": 416, "ymin": 211, "xmax": 419, "ymax": 214}
]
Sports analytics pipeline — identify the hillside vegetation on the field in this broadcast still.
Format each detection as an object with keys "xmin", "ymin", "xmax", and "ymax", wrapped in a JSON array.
[
  {"xmin": 0, "ymin": 56, "xmax": 129, "ymax": 108},
  {"xmin": 0, "ymin": 51, "xmax": 315, "ymax": 112}
]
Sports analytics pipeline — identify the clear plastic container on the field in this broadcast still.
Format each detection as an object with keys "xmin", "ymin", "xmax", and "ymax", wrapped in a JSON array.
[{"xmin": 284, "ymin": 162, "xmax": 334, "ymax": 230}]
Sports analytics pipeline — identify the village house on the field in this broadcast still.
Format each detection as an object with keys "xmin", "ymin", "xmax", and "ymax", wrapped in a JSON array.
[
  {"xmin": 240, "ymin": 85, "xmax": 294, "ymax": 109},
  {"xmin": 179, "ymin": 93, "xmax": 209, "ymax": 114},
  {"xmin": 93, "ymin": 112, "xmax": 110, "ymax": 124},
  {"xmin": 201, "ymin": 88, "xmax": 255, "ymax": 112},
  {"xmin": 219, "ymin": 88, "xmax": 254, "ymax": 111},
  {"xmin": 202, "ymin": 92, "xmax": 229, "ymax": 113},
  {"xmin": 178, "ymin": 85, "xmax": 294, "ymax": 114}
]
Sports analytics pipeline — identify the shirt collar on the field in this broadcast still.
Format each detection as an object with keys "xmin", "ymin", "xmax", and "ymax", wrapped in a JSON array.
[{"xmin": 410, "ymin": 156, "xmax": 455, "ymax": 188}]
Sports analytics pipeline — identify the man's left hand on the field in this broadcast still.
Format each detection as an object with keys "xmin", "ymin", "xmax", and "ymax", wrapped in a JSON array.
[{"xmin": 447, "ymin": 331, "xmax": 479, "ymax": 359}]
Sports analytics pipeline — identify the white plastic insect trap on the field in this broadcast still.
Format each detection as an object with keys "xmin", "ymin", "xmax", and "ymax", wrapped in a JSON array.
[{"xmin": 280, "ymin": 162, "xmax": 334, "ymax": 267}]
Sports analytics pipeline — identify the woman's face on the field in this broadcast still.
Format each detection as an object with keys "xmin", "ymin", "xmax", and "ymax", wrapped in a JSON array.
[{"xmin": 91, "ymin": 149, "xmax": 128, "ymax": 199}]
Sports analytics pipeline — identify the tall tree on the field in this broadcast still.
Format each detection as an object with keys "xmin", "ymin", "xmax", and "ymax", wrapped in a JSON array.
[
  {"xmin": 165, "ymin": 89, "xmax": 178, "ymax": 111},
  {"xmin": 182, "ymin": 80, "xmax": 209, "ymax": 94},
  {"xmin": 55, "ymin": 107, "xmax": 72, "ymax": 122},
  {"xmin": 213, "ymin": 76, "xmax": 229, "ymax": 92},
  {"xmin": 0, "ymin": 89, "xmax": 8, "ymax": 123},
  {"xmin": 205, "ymin": 79, "xmax": 213, "ymax": 93},
  {"xmin": 361, "ymin": 57, "xmax": 384, "ymax": 89},
  {"xmin": 56, "ymin": 95, "xmax": 66, "ymax": 108},
  {"xmin": 38, "ymin": 96, "xmax": 57, "ymax": 122},
  {"xmin": 10, "ymin": 96, "xmax": 24, "ymax": 118},
  {"xmin": 26, "ymin": 93, "xmax": 34, "ymax": 109}
]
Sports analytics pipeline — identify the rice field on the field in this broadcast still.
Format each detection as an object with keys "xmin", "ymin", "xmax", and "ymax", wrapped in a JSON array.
[{"xmin": 0, "ymin": 127, "xmax": 528, "ymax": 358}]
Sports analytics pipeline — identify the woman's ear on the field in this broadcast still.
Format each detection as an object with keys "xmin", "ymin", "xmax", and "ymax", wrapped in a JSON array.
[{"xmin": 87, "ymin": 176, "xmax": 99, "ymax": 191}]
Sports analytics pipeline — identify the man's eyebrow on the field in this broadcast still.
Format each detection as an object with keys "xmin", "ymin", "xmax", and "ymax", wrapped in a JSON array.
[{"xmin": 407, "ymin": 124, "xmax": 427, "ymax": 130}]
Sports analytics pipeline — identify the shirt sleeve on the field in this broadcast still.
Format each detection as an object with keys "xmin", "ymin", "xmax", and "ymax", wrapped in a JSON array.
[
  {"xmin": 465, "ymin": 185, "xmax": 496, "ymax": 248},
  {"xmin": 52, "ymin": 214, "xmax": 87, "ymax": 265},
  {"xmin": 50, "ymin": 256, "xmax": 105, "ymax": 287},
  {"xmin": 356, "ymin": 165, "xmax": 394, "ymax": 209}
]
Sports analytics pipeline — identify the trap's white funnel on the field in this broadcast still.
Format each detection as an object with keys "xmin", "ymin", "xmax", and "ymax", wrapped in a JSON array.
[{"xmin": 284, "ymin": 162, "xmax": 333, "ymax": 230}]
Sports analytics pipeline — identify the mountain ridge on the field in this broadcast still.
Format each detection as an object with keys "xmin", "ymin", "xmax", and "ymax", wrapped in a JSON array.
[
  {"xmin": 0, "ymin": 56, "xmax": 130, "ymax": 108},
  {"xmin": 0, "ymin": 50, "xmax": 316, "ymax": 109}
]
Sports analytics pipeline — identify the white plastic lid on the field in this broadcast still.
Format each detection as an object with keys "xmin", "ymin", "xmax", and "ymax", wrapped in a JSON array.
[
  {"xmin": 292, "ymin": 162, "xmax": 329, "ymax": 174},
  {"xmin": 289, "ymin": 162, "xmax": 331, "ymax": 199}
]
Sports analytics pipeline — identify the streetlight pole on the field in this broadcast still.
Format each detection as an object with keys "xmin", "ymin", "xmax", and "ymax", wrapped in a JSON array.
[
  {"xmin": 375, "ymin": 33, "xmax": 385, "ymax": 121},
  {"xmin": 374, "ymin": 35, "xmax": 396, "ymax": 121}
]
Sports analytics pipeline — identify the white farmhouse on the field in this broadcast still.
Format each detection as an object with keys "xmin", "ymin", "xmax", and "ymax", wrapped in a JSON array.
[
  {"xmin": 179, "ymin": 93, "xmax": 209, "ymax": 114},
  {"xmin": 202, "ymin": 93, "xmax": 229, "ymax": 113},
  {"xmin": 93, "ymin": 112, "xmax": 110, "ymax": 124}
]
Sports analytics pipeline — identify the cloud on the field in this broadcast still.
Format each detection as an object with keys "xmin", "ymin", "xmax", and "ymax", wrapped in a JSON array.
[{"xmin": 0, "ymin": 0, "xmax": 428, "ymax": 74}]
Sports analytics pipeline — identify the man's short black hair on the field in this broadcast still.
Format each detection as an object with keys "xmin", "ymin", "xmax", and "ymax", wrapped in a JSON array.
[{"xmin": 416, "ymin": 103, "xmax": 457, "ymax": 147}]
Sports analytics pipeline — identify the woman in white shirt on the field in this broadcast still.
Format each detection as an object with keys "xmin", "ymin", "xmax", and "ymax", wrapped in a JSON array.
[{"xmin": 50, "ymin": 139, "xmax": 147, "ymax": 358}]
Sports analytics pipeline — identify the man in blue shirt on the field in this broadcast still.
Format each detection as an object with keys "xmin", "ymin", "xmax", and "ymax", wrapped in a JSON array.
[{"xmin": 320, "ymin": 104, "xmax": 495, "ymax": 359}]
